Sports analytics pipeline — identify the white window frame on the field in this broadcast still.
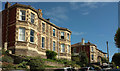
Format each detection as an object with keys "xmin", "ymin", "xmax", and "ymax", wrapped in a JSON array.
[
  {"xmin": 31, "ymin": 12, "xmax": 35, "ymax": 24},
  {"xmin": 67, "ymin": 45, "xmax": 70, "ymax": 53},
  {"xmin": 18, "ymin": 28, "xmax": 25, "ymax": 41},
  {"xmin": 19, "ymin": 10, "xmax": 26, "ymax": 21},
  {"xmin": 67, "ymin": 33, "xmax": 69, "ymax": 40},
  {"xmin": 91, "ymin": 47, "xmax": 94, "ymax": 52},
  {"xmin": 30, "ymin": 29, "xmax": 34, "ymax": 42},
  {"xmin": 53, "ymin": 29, "xmax": 55, "ymax": 36},
  {"xmin": 61, "ymin": 32, "xmax": 64, "ymax": 39},
  {"xmin": 61, "ymin": 44, "xmax": 65, "ymax": 53},
  {"xmin": 53, "ymin": 41, "xmax": 55, "ymax": 51},
  {"xmin": 92, "ymin": 54, "xmax": 94, "ymax": 60},
  {"xmin": 42, "ymin": 37, "xmax": 45, "ymax": 48},
  {"xmin": 42, "ymin": 23, "xmax": 45, "ymax": 33}
]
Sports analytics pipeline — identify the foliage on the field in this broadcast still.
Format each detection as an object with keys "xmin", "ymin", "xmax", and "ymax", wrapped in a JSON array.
[
  {"xmin": 46, "ymin": 50, "xmax": 57, "ymax": 60},
  {"xmin": 72, "ymin": 52, "xmax": 88, "ymax": 67},
  {"xmin": 2, "ymin": 62, "xmax": 15, "ymax": 70},
  {"xmin": 101, "ymin": 57, "xmax": 108, "ymax": 63},
  {"xmin": 2, "ymin": 55, "xmax": 14, "ymax": 63},
  {"xmin": 27, "ymin": 57, "xmax": 44, "ymax": 71},
  {"xmin": 17, "ymin": 61, "xmax": 28, "ymax": 69},
  {"xmin": 114, "ymin": 28, "xmax": 120, "ymax": 48},
  {"xmin": 112, "ymin": 53, "xmax": 120, "ymax": 66}
]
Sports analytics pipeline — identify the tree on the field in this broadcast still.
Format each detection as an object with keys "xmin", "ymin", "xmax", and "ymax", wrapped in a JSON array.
[
  {"xmin": 79, "ymin": 52, "xmax": 88, "ymax": 66},
  {"xmin": 72, "ymin": 51, "xmax": 88, "ymax": 67},
  {"xmin": 114, "ymin": 28, "xmax": 120, "ymax": 48},
  {"xmin": 112, "ymin": 53, "xmax": 120, "ymax": 66}
]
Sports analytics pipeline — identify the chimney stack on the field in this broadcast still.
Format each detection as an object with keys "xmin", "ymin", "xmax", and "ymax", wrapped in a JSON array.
[
  {"xmin": 82, "ymin": 38, "xmax": 85, "ymax": 45},
  {"xmin": 5, "ymin": 2, "xmax": 11, "ymax": 9},
  {"xmin": 38, "ymin": 9, "xmax": 42, "ymax": 17}
]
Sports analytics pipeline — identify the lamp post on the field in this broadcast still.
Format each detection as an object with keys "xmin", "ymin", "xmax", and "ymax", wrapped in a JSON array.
[{"xmin": 106, "ymin": 41, "xmax": 109, "ymax": 63}]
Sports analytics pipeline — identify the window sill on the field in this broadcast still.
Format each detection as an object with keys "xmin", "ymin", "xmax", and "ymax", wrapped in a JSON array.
[
  {"xmin": 17, "ymin": 40, "xmax": 27, "ymax": 43},
  {"xmin": 29, "ymin": 42, "xmax": 35, "ymax": 44},
  {"xmin": 42, "ymin": 48, "xmax": 46, "ymax": 50},
  {"xmin": 18, "ymin": 20, "xmax": 27, "ymax": 22}
]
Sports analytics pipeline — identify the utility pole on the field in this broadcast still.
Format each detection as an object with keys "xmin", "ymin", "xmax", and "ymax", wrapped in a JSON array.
[{"xmin": 106, "ymin": 41, "xmax": 109, "ymax": 63}]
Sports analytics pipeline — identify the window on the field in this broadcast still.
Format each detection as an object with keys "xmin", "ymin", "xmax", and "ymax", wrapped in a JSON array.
[
  {"xmin": 92, "ymin": 54, "xmax": 94, "ymax": 60},
  {"xmin": 61, "ymin": 32, "xmax": 64, "ymax": 39},
  {"xmin": 19, "ymin": 28, "xmax": 25, "ymax": 41},
  {"xmin": 42, "ymin": 37, "xmax": 45, "ymax": 48},
  {"xmin": 30, "ymin": 30, "xmax": 34, "ymax": 42},
  {"xmin": 19, "ymin": 10, "xmax": 26, "ymax": 21},
  {"xmin": 67, "ymin": 45, "xmax": 70, "ymax": 53},
  {"xmin": 53, "ymin": 29, "xmax": 55, "ymax": 36},
  {"xmin": 91, "ymin": 47, "xmax": 94, "ymax": 52},
  {"xmin": 61, "ymin": 44, "xmax": 65, "ymax": 52},
  {"xmin": 53, "ymin": 41, "xmax": 55, "ymax": 51},
  {"xmin": 42, "ymin": 23, "xmax": 45, "ymax": 33},
  {"xmin": 67, "ymin": 33, "xmax": 69, "ymax": 40},
  {"xmin": 73, "ymin": 48, "xmax": 76, "ymax": 53},
  {"xmin": 31, "ymin": 13, "xmax": 35, "ymax": 23}
]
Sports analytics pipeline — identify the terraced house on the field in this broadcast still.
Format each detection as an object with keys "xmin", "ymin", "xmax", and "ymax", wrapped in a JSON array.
[{"xmin": 2, "ymin": 2, "xmax": 72, "ymax": 60}]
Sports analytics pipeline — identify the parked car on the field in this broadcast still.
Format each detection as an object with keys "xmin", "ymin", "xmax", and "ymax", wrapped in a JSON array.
[
  {"xmin": 79, "ymin": 67, "xmax": 95, "ymax": 71},
  {"xmin": 54, "ymin": 67, "xmax": 76, "ymax": 71}
]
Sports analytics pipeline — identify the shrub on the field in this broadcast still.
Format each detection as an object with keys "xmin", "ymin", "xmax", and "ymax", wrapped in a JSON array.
[
  {"xmin": 17, "ymin": 61, "xmax": 28, "ymax": 69},
  {"xmin": 28, "ymin": 57, "xmax": 44, "ymax": 71},
  {"xmin": 2, "ymin": 55, "xmax": 13, "ymax": 63},
  {"xmin": 46, "ymin": 50, "xmax": 57, "ymax": 60},
  {"xmin": 2, "ymin": 62, "xmax": 15, "ymax": 70}
]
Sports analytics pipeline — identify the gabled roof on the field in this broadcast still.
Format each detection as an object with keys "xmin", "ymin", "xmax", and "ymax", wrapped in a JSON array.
[{"xmin": 72, "ymin": 41, "xmax": 96, "ymax": 47}]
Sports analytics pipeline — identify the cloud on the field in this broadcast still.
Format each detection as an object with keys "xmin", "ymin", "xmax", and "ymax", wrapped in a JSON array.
[
  {"xmin": 44, "ymin": 6, "xmax": 68, "ymax": 23},
  {"xmin": 80, "ymin": 2, "xmax": 98, "ymax": 9},
  {"xmin": 81, "ymin": 12, "xmax": 89, "ymax": 15},
  {"xmin": 72, "ymin": 31, "xmax": 86, "ymax": 36},
  {"xmin": 69, "ymin": 2, "xmax": 107, "ymax": 15}
]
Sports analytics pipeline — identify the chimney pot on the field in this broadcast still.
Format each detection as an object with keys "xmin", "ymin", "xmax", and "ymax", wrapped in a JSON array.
[
  {"xmin": 5, "ymin": 2, "xmax": 11, "ymax": 9},
  {"xmin": 82, "ymin": 38, "xmax": 85, "ymax": 45}
]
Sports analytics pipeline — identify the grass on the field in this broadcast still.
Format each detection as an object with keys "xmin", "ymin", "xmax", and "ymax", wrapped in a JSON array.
[{"xmin": 44, "ymin": 65, "xmax": 61, "ymax": 68}]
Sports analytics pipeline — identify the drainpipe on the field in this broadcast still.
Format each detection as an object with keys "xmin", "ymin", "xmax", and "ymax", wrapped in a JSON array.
[{"xmin": 58, "ymin": 30, "xmax": 60, "ymax": 59}]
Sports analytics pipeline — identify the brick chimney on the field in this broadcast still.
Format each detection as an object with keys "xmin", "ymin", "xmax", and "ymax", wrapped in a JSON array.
[
  {"xmin": 81, "ymin": 38, "xmax": 85, "ymax": 45},
  {"xmin": 38, "ymin": 9, "xmax": 42, "ymax": 17},
  {"xmin": 5, "ymin": 2, "xmax": 11, "ymax": 9}
]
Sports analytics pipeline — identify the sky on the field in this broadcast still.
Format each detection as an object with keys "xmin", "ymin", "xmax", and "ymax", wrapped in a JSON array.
[{"xmin": 1, "ymin": 2, "xmax": 119, "ymax": 62}]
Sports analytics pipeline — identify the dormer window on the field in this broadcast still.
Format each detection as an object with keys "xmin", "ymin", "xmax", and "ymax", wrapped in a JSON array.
[
  {"xmin": 61, "ymin": 32, "xmax": 64, "ymax": 39},
  {"xmin": 31, "ymin": 13, "xmax": 35, "ymax": 24},
  {"xmin": 19, "ymin": 10, "xmax": 26, "ymax": 21}
]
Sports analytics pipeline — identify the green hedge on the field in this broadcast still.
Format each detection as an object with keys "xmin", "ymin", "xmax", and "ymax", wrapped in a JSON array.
[{"xmin": 46, "ymin": 50, "xmax": 57, "ymax": 60}]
